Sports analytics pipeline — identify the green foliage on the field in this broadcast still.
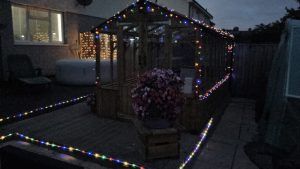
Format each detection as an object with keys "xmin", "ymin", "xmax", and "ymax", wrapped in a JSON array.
[{"xmin": 250, "ymin": 0, "xmax": 300, "ymax": 43}]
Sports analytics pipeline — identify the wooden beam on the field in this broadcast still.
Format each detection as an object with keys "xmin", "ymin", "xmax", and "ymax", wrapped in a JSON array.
[
  {"xmin": 147, "ymin": 24, "xmax": 163, "ymax": 33},
  {"xmin": 95, "ymin": 34, "xmax": 101, "ymax": 87},
  {"xmin": 138, "ymin": 19, "xmax": 148, "ymax": 71},
  {"xmin": 95, "ymin": 33, "xmax": 102, "ymax": 115},
  {"xmin": 109, "ymin": 34, "xmax": 114, "ymax": 82},
  {"xmin": 117, "ymin": 26, "xmax": 125, "ymax": 83},
  {"xmin": 133, "ymin": 41, "xmax": 137, "ymax": 73},
  {"xmin": 117, "ymin": 25, "xmax": 127, "ymax": 116},
  {"xmin": 164, "ymin": 24, "xmax": 172, "ymax": 68},
  {"xmin": 118, "ymin": 14, "xmax": 169, "ymax": 23},
  {"xmin": 124, "ymin": 25, "xmax": 138, "ymax": 33}
]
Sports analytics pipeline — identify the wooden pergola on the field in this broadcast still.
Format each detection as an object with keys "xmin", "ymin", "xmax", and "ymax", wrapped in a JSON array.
[{"xmin": 91, "ymin": 0, "xmax": 234, "ymax": 120}]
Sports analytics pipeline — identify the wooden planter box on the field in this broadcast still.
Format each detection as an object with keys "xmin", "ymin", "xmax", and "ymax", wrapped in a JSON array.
[
  {"xmin": 133, "ymin": 119, "xmax": 180, "ymax": 161},
  {"xmin": 96, "ymin": 78, "xmax": 137, "ymax": 119}
]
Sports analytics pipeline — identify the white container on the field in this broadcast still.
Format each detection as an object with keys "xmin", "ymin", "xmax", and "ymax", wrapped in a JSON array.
[{"xmin": 55, "ymin": 59, "xmax": 117, "ymax": 85}]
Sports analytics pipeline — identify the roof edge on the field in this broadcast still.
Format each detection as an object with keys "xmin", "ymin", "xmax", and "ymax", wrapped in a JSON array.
[{"xmin": 190, "ymin": 0, "xmax": 213, "ymax": 19}]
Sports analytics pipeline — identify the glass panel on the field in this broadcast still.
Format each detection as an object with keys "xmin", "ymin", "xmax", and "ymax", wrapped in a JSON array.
[
  {"xmin": 79, "ymin": 32, "xmax": 96, "ymax": 59},
  {"xmin": 11, "ymin": 5, "xmax": 27, "ymax": 41},
  {"xmin": 51, "ymin": 12, "xmax": 63, "ymax": 42},
  {"xmin": 29, "ymin": 9, "xmax": 49, "ymax": 42},
  {"xmin": 100, "ymin": 34, "xmax": 117, "ymax": 60}
]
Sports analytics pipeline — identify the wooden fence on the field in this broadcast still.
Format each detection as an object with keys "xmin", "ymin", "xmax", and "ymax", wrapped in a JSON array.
[{"xmin": 232, "ymin": 43, "xmax": 278, "ymax": 99}]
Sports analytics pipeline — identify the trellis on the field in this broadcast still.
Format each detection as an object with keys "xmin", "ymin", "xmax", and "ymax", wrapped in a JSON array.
[{"xmin": 91, "ymin": 0, "xmax": 234, "ymax": 120}]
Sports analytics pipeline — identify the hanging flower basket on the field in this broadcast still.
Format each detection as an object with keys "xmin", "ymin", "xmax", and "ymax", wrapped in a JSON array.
[{"xmin": 131, "ymin": 68, "xmax": 185, "ymax": 129}]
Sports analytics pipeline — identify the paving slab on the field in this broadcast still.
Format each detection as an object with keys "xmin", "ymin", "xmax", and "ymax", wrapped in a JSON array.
[{"xmin": 192, "ymin": 98, "xmax": 259, "ymax": 169}]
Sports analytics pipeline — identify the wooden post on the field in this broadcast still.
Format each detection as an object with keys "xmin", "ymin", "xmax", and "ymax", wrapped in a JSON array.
[
  {"xmin": 95, "ymin": 33, "xmax": 101, "ymax": 115},
  {"xmin": 194, "ymin": 30, "xmax": 201, "ymax": 97},
  {"xmin": 133, "ymin": 41, "xmax": 137, "ymax": 73},
  {"xmin": 139, "ymin": 19, "xmax": 148, "ymax": 71},
  {"xmin": 110, "ymin": 34, "xmax": 114, "ymax": 82},
  {"xmin": 164, "ymin": 25, "xmax": 172, "ymax": 68},
  {"xmin": 117, "ymin": 26, "xmax": 125, "ymax": 83},
  {"xmin": 117, "ymin": 25, "xmax": 127, "ymax": 116}
]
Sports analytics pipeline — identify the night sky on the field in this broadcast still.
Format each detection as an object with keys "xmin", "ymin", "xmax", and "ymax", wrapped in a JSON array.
[{"xmin": 197, "ymin": 0, "xmax": 299, "ymax": 30}]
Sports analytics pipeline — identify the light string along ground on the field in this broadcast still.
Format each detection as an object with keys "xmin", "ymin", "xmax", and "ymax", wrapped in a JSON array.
[
  {"xmin": 0, "ymin": 133, "xmax": 146, "ymax": 169},
  {"xmin": 179, "ymin": 118, "xmax": 213, "ymax": 169},
  {"xmin": 0, "ymin": 94, "xmax": 93, "ymax": 124},
  {"xmin": 0, "ymin": 116, "xmax": 215, "ymax": 169}
]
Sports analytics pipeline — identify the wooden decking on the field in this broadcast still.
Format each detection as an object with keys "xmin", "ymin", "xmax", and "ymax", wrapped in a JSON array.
[{"xmin": 2, "ymin": 103, "xmax": 199, "ymax": 169}]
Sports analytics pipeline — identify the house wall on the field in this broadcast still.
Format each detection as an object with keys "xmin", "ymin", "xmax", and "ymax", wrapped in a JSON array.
[
  {"xmin": 9, "ymin": 0, "xmax": 192, "ymax": 20},
  {"xmin": 9, "ymin": 0, "xmax": 133, "ymax": 19},
  {"xmin": 0, "ymin": 0, "xmax": 105, "ymax": 79},
  {"xmin": 189, "ymin": 5, "xmax": 211, "ymax": 24},
  {"xmin": 155, "ymin": 0, "xmax": 212, "ymax": 25},
  {"xmin": 154, "ymin": 0, "xmax": 190, "ymax": 17}
]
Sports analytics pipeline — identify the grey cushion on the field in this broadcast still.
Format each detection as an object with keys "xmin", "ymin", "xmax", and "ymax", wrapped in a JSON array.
[{"xmin": 19, "ymin": 77, "xmax": 51, "ymax": 85}]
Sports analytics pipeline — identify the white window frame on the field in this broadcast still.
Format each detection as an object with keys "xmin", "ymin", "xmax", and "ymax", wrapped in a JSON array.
[{"xmin": 11, "ymin": 4, "xmax": 64, "ymax": 45}]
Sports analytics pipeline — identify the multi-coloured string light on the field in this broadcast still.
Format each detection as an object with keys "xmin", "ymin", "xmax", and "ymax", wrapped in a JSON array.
[
  {"xmin": 0, "ymin": 94, "xmax": 92, "ymax": 125},
  {"xmin": 0, "ymin": 120, "xmax": 214, "ymax": 169},
  {"xmin": 93, "ymin": 0, "xmax": 234, "ymax": 39},
  {"xmin": 92, "ymin": 0, "xmax": 234, "ymax": 102},
  {"xmin": 198, "ymin": 74, "xmax": 230, "ymax": 101},
  {"xmin": 179, "ymin": 118, "xmax": 213, "ymax": 169},
  {"xmin": 0, "ymin": 1, "xmax": 232, "ymax": 169},
  {"xmin": 194, "ymin": 28, "xmax": 203, "ymax": 96},
  {"xmin": 0, "ymin": 133, "xmax": 146, "ymax": 169}
]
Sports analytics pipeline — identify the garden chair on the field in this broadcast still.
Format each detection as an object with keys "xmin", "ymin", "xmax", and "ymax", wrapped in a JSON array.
[{"xmin": 7, "ymin": 54, "xmax": 51, "ymax": 86}]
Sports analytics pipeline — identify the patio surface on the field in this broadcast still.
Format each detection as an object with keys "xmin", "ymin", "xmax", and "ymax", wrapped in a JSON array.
[
  {"xmin": 1, "ymin": 98, "xmax": 259, "ymax": 169},
  {"xmin": 0, "ymin": 82, "xmax": 94, "ymax": 117},
  {"xmin": 1, "ymin": 102, "xmax": 199, "ymax": 169},
  {"xmin": 192, "ymin": 98, "xmax": 258, "ymax": 169}
]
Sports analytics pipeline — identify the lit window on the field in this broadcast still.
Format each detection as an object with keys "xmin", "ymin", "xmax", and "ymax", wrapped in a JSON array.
[
  {"xmin": 11, "ymin": 5, "xmax": 64, "ymax": 44},
  {"xmin": 12, "ymin": 6, "xmax": 27, "ymax": 41}
]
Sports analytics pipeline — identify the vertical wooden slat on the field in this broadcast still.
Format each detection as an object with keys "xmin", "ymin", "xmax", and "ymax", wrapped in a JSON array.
[
  {"xmin": 164, "ymin": 24, "xmax": 172, "ymax": 68},
  {"xmin": 232, "ymin": 43, "xmax": 278, "ymax": 98},
  {"xmin": 109, "ymin": 34, "xmax": 114, "ymax": 82},
  {"xmin": 117, "ymin": 26, "xmax": 125, "ymax": 83},
  {"xmin": 139, "ymin": 19, "xmax": 148, "ymax": 71},
  {"xmin": 117, "ymin": 26, "xmax": 126, "ymax": 115},
  {"xmin": 194, "ymin": 30, "xmax": 200, "ymax": 96},
  {"xmin": 95, "ymin": 33, "xmax": 102, "ymax": 115}
]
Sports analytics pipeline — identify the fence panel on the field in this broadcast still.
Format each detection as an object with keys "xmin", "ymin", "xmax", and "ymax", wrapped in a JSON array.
[{"xmin": 232, "ymin": 43, "xmax": 278, "ymax": 98}]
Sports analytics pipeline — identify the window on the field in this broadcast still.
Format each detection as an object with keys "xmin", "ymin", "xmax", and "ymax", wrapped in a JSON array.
[{"xmin": 11, "ymin": 5, "xmax": 64, "ymax": 44}]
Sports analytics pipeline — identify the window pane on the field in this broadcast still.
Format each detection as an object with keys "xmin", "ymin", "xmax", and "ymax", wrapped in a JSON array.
[
  {"xmin": 12, "ymin": 6, "xmax": 27, "ymax": 41},
  {"xmin": 29, "ymin": 9, "xmax": 49, "ymax": 42},
  {"xmin": 51, "ymin": 13, "xmax": 63, "ymax": 42}
]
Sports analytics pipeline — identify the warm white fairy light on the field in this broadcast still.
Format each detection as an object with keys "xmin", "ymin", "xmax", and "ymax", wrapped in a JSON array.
[{"xmin": 80, "ymin": 32, "xmax": 96, "ymax": 59}]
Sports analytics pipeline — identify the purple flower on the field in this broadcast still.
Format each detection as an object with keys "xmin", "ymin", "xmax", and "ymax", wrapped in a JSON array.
[{"xmin": 131, "ymin": 68, "xmax": 185, "ymax": 121}]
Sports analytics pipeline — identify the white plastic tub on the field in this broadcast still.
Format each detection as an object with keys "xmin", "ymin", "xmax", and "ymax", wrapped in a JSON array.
[{"xmin": 55, "ymin": 59, "xmax": 117, "ymax": 85}]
